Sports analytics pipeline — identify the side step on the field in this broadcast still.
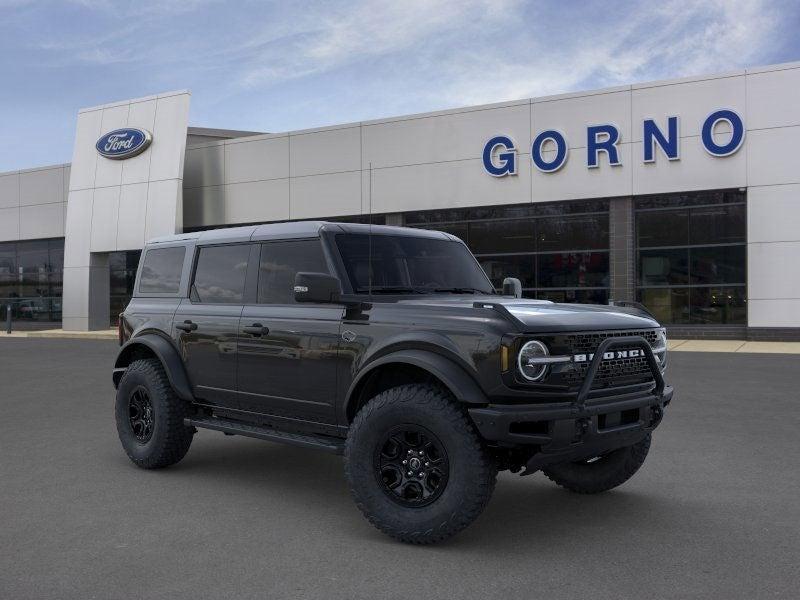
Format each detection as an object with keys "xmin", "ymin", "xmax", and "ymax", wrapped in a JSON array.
[{"xmin": 185, "ymin": 416, "xmax": 345, "ymax": 455}]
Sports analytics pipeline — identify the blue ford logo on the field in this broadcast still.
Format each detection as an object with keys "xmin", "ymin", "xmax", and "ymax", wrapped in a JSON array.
[{"xmin": 96, "ymin": 128, "xmax": 152, "ymax": 160}]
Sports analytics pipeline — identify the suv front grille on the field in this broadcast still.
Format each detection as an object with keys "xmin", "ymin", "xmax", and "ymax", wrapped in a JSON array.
[{"xmin": 559, "ymin": 330, "xmax": 659, "ymax": 389}]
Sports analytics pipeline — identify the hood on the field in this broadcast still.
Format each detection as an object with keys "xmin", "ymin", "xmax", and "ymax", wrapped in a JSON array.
[{"xmin": 395, "ymin": 295, "xmax": 660, "ymax": 332}]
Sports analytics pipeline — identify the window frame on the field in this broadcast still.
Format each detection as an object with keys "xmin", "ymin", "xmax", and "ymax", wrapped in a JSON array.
[
  {"xmin": 188, "ymin": 242, "xmax": 255, "ymax": 305},
  {"xmin": 252, "ymin": 237, "xmax": 333, "ymax": 306},
  {"xmin": 135, "ymin": 244, "xmax": 188, "ymax": 298}
]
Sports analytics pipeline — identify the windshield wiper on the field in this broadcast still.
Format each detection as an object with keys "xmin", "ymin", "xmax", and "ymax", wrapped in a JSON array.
[
  {"xmin": 433, "ymin": 287, "xmax": 493, "ymax": 295},
  {"xmin": 354, "ymin": 286, "xmax": 427, "ymax": 294}
]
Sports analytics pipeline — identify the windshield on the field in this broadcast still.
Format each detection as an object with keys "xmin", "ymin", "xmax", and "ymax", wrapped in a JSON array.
[{"xmin": 335, "ymin": 233, "xmax": 495, "ymax": 295}]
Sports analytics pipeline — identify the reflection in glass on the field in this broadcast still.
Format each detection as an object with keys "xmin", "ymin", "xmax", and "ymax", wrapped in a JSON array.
[
  {"xmin": 139, "ymin": 247, "xmax": 185, "ymax": 294},
  {"xmin": 690, "ymin": 246, "xmax": 746, "ymax": 285},
  {"xmin": 689, "ymin": 205, "xmax": 745, "ymax": 245},
  {"xmin": 639, "ymin": 249, "xmax": 689, "ymax": 286},
  {"xmin": 0, "ymin": 238, "xmax": 65, "ymax": 324},
  {"xmin": 469, "ymin": 220, "xmax": 535, "ymax": 254},
  {"xmin": 259, "ymin": 240, "xmax": 329, "ymax": 304},
  {"xmin": 538, "ymin": 215, "xmax": 608, "ymax": 251},
  {"xmin": 635, "ymin": 189, "xmax": 747, "ymax": 325},
  {"xmin": 538, "ymin": 252, "xmax": 609, "ymax": 288},
  {"xmin": 639, "ymin": 288, "xmax": 690, "ymax": 324},
  {"xmin": 690, "ymin": 286, "xmax": 746, "ymax": 324},
  {"xmin": 407, "ymin": 201, "xmax": 612, "ymax": 304},
  {"xmin": 637, "ymin": 210, "xmax": 688, "ymax": 247},
  {"xmin": 479, "ymin": 256, "xmax": 535, "ymax": 288},
  {"xmin": 193, "ymin": 245, "xmax": 249, "ymax": 304}
]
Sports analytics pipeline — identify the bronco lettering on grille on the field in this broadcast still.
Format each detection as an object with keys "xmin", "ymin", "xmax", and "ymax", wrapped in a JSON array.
[{"xmin": 573, "ymin": 348, "xmax": 644, "ymax": 363}]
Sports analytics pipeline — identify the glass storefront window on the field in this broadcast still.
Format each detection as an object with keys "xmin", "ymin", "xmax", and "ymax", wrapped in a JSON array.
[
  {"xmin": 405, "ymin": 201, "xmax": 611, "ymax": 304},
  {"xmin": 536, "ymin": 288, "xmax": 609, "ymax": 304},
  {"xmin": 639, "ymin": 287, "xmax": 691, "ymax": 324},
  {"xmin": 478, "ymin": 255, "xmax": 535, "ymax": 288},
  {"xmin": 537, "ymin": 252, "xmax": 609, "ymax": 288},
  {"xmin": 537, "ymin": 215, "xmax": 608, "ymax": 251},
  {"xmin": 636, "ymin": 189, "xmax": 746, "ymax": 325},
  {"xmin": 109, "ymin": 250, "xmax": 142, "ymax": 325},
  {"xmin": 690, "ymin": 286, "xmax": 747, "ymax": 324},
  {"xmin": 637, "ymin": 210, "xmax": 689, "ymax": 247},
  {"xmin": 689, "ymin": 204, "xmax": 746, "ymax": 245},
  {"xmin": 0, "ymin": 238, "xmax": 65, "ymax": 324},
  {"xmin": 468, "ymin": 220, "xmax": 534, "ymax": 254}
]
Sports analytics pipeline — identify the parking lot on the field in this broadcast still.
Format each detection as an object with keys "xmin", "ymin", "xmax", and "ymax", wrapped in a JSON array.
[{"xmin": 1, "ymin": 338, "xmax": 798, "ymax": 599}]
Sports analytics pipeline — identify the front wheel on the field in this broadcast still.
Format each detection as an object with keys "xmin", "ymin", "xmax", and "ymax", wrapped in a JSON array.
[
  {"xmin": 542, "ymin": 434, "xmax": 652, "ymax": 494},
  {"xmin": 345, "ymin": 384, "xmax": 497, "ymax": 544}
]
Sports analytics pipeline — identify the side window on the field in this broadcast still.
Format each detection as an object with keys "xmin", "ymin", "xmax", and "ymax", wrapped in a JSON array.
[
  {"xmin": 192, "ymin": 244, "xmax": 250, "ymax": 304},
  {"xmin": 258, "ymin": 239, "xmax": 328, "ymax": 304},
  {"xmin": 139, "ymin": 246, "xmax": 185, "ymax": 294}
]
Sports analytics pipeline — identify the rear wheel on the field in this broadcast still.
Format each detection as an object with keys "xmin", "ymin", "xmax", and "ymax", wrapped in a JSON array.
[
  {"xmin": 115, "ymin": 358, "xmax": 194, "ymax": 469},
  {"xmin": 345, "ymin": 384, "xmax": 497, "ymax": 544},
  {"xmin": 542, "ymin": 434, "xmax": 651, "ymax": 494}
]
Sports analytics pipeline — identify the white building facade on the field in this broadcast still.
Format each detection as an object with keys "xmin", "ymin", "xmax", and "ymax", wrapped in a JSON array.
[{"xmin": 0, "ymin": 62, "xmax": 798, "ymax": 338}]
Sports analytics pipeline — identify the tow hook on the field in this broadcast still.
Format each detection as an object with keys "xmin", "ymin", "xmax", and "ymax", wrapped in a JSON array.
[
  {"xmin": 650, "ymin": 406, "xmax": 663, "ymax": 426},
  {"xmin": 573, "ymin": 418, "xmax": 589, "ymax": 442}
]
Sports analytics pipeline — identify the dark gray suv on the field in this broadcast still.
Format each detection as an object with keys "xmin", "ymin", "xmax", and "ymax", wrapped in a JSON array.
[{"xmin": 113, "ymin": 221, "xmax": 672, "ymax": 544}]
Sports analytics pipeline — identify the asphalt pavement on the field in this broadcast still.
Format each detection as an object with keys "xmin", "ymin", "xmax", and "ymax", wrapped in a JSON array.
[{"xmin": 0, "ymin": 338, "xmax": 798, "ymax": 599}]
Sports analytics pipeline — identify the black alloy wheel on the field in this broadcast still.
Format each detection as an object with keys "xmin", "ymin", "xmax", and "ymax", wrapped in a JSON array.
[
  {"xmin": 375, "ymin": 425, "xmax": 449, "ymax": 507},
  {"xmin": 128, "ymin": 386, "xmax": 154, "ymax": 443}
]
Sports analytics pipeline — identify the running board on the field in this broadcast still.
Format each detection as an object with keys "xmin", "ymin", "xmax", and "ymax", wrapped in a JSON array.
[{"xmin": 184, "ymin": 416, "xmax": 345, "ymax": 455}]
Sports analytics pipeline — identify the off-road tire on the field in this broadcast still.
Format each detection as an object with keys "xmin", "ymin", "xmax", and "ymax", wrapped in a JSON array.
[
  {"xmin": 345, "ymin": 384, "xmax": 497, "ymax": 544},
  {"xmin": 115, "ymin": 358, "xmax": 194, "ymax": 469},
  {"xmin": 542, "ymin": 434, "xmax": 651, "ymax": 494}
]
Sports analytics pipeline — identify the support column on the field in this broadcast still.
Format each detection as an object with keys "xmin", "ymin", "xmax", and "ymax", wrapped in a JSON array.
[
  {"xmin": 62, "ymin": 91, "xmax": 190, "ymax": 330},
  {"xmin": 62, "ymin": 253, "xmax": 110, "ymax": 331},
  {"xmin": 609, "ymin": 197, "xmax": 634, "ymax": 303}
]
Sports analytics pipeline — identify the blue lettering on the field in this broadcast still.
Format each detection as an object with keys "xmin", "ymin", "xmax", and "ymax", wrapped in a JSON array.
[
  {"xmin": 531, "ymin": 130, "xmax": 568, "ymax": 173},
  {"xmin": 702, "ymin": 109, "xmax": 745, "ymax": 157},
  {"xmin": 643, "ymin": 116, "xmax": 679, "ymax": 162},
  {"xmin": 482, "ymin": 135, "xmax": 517, "ymax": 176},
  {"xmin": 587, "ymin": 124, "xmax": 621, "ymax": 168}
]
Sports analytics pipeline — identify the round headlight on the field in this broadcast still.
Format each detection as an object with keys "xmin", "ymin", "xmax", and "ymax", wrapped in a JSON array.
[
  {"xmin": 517, "ymin": 340, "xmax": 550, "ymax": 382},
  {"xmin": 656, "ymin": 327, "xmax": 668, "ymax": 371}
]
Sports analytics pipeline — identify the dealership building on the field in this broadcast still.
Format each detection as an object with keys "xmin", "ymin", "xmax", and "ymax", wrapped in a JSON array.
[{"xmin": 0, "ymin": 60, "xmax": 798, "ymax": 338}]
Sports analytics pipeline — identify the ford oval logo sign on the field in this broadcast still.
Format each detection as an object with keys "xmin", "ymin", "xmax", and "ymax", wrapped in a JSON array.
[{"xmin": 96, "ymin": 128, "xmax": 152, "ymax": 160}]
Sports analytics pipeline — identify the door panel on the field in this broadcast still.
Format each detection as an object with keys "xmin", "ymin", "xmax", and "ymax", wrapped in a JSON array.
[
  {"xmin": 173, "ymin": 299, "xmax": 243, "ymax": 407},
  {"xmin": 172, "ymin": 242, "xmax": 252, "ymax": 409},
  {"xmin": 237, "ymin": 305, "xmax": 344, "ymax": 424}
]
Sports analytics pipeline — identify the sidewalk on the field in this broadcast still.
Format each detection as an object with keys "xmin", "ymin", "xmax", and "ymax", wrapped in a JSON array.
[
  {"xmin": 1, "ymin": 329, "xmax": 799, "ymax": 353},
  {"xmin": 668, "ymin": 339, "xmax": 800, "ymax": 354}
]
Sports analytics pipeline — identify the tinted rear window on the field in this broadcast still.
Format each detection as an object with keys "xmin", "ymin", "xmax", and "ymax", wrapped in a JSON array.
[
  {"xmin": 138, "ymin": 247, "xmax": 185, "ymax": 294},
  {"xmin": 192, "ymin": 244, "xmax": 250, "ymax": 304}
]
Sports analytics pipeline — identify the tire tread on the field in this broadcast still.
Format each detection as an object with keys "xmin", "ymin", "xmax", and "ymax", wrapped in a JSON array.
[{"xmin": 345, "ymin": 384, "xmax": 496, "ymax": 544}]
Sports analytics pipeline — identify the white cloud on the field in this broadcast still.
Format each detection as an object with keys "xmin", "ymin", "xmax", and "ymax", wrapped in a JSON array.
[
  {"xmin": 433, "ymin": 0, "xmax": 783, "ymax": 106},
  {"xmin": 237, "ymin": 0, "xmax": 517, "ymax": 88}
]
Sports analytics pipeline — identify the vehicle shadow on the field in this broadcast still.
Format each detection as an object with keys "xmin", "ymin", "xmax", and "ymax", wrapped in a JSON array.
[{"xmin": 155, "ymin": 434, "xmax": 686, "ymax": 552}]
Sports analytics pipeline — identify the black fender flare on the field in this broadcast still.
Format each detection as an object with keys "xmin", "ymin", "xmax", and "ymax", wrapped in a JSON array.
[
  {"xmin": 113, "ymin": 334, "xmax": 193, "ymax": 401},
  {"xmin": 344, "ymin": 349, "xmax": 487, "ymax": 421}
]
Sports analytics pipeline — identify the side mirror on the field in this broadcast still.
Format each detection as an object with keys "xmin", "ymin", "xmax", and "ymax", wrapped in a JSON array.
[
  {"xmin": 294, "ymin": 272, "xmax": 342, "ymax": 304},
  {"xmin": 502, "ymin": 277, "xmax": 522, "ymax": 298}
]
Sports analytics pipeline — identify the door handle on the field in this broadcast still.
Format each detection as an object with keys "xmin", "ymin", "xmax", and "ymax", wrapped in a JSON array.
[
  {"xmin": 175, "ymin": 320, "xmax": 198, "ymax": 332},
  {"xmin": 242, "ymin": 323, "xmax": 269, "ymax": 336}
]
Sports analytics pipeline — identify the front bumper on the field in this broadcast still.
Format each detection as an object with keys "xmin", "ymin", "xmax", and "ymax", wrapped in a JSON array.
[{"xmin": 469, "ymin": 335, "xmax": 673, "ymax": 473}]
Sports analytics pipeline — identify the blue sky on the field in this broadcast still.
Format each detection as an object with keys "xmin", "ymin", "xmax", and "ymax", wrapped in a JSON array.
[{"xmin": 0, "ymin": 0, "xmax": 798, "ymax": 171}]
